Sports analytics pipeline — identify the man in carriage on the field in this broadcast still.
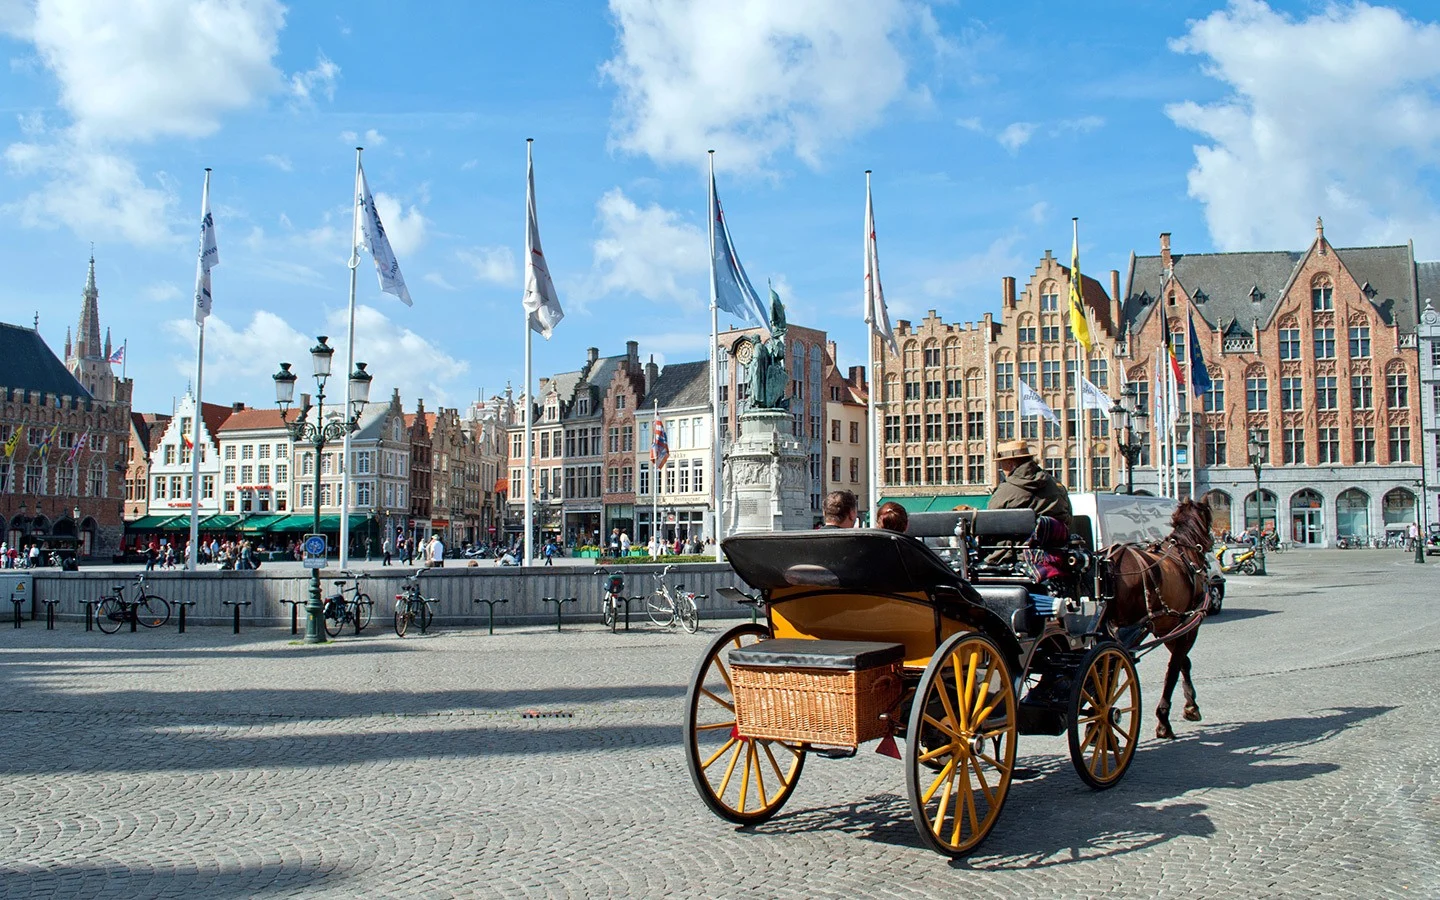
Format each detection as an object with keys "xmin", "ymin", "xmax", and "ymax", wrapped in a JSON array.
[{"xmin": 989, "ymin": 440, "xmax": 1071, "ymax": 527}]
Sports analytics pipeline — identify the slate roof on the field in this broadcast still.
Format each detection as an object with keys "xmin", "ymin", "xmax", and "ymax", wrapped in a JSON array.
[
  {"xmin": 562, "ymin": 354, "xmax": 628, "ymax": 422},
  {"xmin": 642, "ymin": 361, "xmax": 710, "ymax": 410},
  {"xmin": 1418, "ymin": 261, "xmax": 1440, "ymax": 308},
  {"xmin": 0, "ymin": 323, "xmax": 90, "ymax": 398},
  {"xmin": 1123, "ymin": 244, "xmax": 1423, "ymax": 338},
  {"xmin": 199, "ymin": 402, "xmax": 234, "ymax": 442}
]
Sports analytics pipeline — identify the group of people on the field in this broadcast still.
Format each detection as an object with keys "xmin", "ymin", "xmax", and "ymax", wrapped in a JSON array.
[
  {"xmin": 381, "ymin": 533, "xmax": 448, "ymax": 568},
  {"xmin": 0, "ymin": 542, "xmax": 44, "ymax": 568}
]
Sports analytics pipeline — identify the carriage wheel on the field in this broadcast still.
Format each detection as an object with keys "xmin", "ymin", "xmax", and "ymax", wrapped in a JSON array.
[
  {"xmin": 685, "ymin": 623, "xmax": 806, "ymax": 825},
  {"xmin": 1067, "ymin": 642, "xmax": 1141, "ymax": 790},
  {"xmin": 906, "ymin": 632, "xmax": 1017, "ymax": 857}
]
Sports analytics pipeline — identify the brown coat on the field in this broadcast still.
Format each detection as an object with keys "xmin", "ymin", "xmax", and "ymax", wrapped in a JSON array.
[{"xmin": 990, "ymin": 459, "xmax": 1072, "ymax": 527}]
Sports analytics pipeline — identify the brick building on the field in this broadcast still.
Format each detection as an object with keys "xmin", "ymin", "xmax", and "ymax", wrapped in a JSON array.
[
  {"xmin": 600, "ymin": 351, "xmax": 649, "ymax": 541},
  {"xmin": 823, "ymin": 349, "xmax": 869, "ymax": 518},
  {"xmin": 405, "ymin": 400, "xmax": 433, "ymax": 543}
]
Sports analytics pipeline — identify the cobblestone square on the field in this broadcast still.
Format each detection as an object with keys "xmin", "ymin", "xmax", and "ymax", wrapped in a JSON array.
[{"xmin": 0, "ymin": 551, "xmax": 1436, "ymax": 898}]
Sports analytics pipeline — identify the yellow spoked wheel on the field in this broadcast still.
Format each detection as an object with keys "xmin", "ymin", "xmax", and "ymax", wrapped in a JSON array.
[
  {"xmin": 685, "ymin": 623, "xmax": 806, "ymax": 824},
  {"xmin": 905, "ymin": 632, "xmax": 1017, "ymax": 857},
  {"xmin": 1067, "ymin": 641, "xmax": 1141, "ymax": 790}
]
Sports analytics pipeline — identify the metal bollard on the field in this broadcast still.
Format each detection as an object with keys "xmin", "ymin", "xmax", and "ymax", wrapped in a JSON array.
[
  {"xmin": 472, "ymin": 598, "xmax": 508, "ymax": 635},
  {"xmin": 10, "ymin": 594, "xmax": 21, "ymax": 629},
  {"xmin": 541, "ymin": 597, "xmax": 577, "ymax": 632},
  {"xmin": 129, "ymin": 601, "xmax": 138, "ymax": 633},
  {"xmin": 83, "ymin": 600, "xmax": 98, "ymax": 632},
  {"xmin": 177, "ymin": 601, "xmax": 197, "ymax": 634},
  {"xmin": 222, "ymin": 600, "xmax": 250, "ymax": 634},
  {"xmin": 43, "ymin": 599, "xmax": 59, "ymax": 630}
]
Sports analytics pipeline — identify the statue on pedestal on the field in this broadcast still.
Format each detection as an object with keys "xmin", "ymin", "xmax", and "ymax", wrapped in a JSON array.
[{"xmin": 748, "ymin": 289, "xmax": 789, "ymax": 411}]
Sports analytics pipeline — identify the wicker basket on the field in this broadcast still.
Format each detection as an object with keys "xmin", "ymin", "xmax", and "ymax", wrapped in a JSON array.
[{"xmin": 732, "ymin": 661, "xmax": 902, "ymax": 747}]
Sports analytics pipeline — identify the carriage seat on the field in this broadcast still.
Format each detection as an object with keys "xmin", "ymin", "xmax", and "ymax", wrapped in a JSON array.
[{"xmin": 970, "ymin": 583, "xmax": 1050, "ymax": 637}]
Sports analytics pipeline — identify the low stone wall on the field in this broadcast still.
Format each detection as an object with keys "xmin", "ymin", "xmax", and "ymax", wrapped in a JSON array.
[{"xmin": 29, "ymin": 563, "xmax": 751, "ymax": 628}]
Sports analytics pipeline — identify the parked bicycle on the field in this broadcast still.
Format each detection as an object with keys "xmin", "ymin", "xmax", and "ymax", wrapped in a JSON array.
[
  {"xmin": 322, "ymin": 570, "xmax": 373, "ymax": 637},
  {"xmin": 646, "ymin": 564, "xmax": 701, "ymax": 633},
  {"xmin": 596, "ymin": 566, "xmax": 631, "ymax": 632},
  {"xmin": 394, "ymin": 570, "xmax": 436, "ymax": 636},
  {"xmin": 95, "ymin": 574, "xmax": 171, "ymax": 633}
]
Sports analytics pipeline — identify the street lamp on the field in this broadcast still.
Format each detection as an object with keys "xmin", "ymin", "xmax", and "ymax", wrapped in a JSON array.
[
  {"xmin": 273, "ymin": 337, "xmax": 373, "ymax": 644},
  {"xmin": 1415, "ymin": 480, "xmax": 1426, "ymax": 565},
  {"xmin": 1247, "ymin": 427, "xmax": 1268, "ymax": 575},
  {"xmin": 1109, "ymin": 383, "xmax": 1150, "ymax": 494}
]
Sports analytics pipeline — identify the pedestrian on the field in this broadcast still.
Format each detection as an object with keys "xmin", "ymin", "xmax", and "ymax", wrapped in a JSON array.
[
  {"xmin": 28, "ymin": 544, "xmax": 40, "ymax": 568},
  {"xmin": 608, "ymin": 528, "xmax": 621, "ymax": 558},
  {"xmin": 382, "ymin": 536, "xmax": 393, "ymax": 567},
  {"xmin": 619, "ymin": 531, "xmax": 630, "ymax": 557},
  {"xmin": 543, "ymin": 540, "xmax": 555, "ymax": 566},
  {"xmin": 1408, "ymin": 521, "xmax": 1419, "ymax": 552},
  {"xmin": 429, "ymin": 534, "xmax": 445, "ymax": 568}
]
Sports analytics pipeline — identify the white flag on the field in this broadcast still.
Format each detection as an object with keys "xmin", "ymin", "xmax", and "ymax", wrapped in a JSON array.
[
  {"xmin": 355, "ymin": 162, "xmax": 412, "ymax": 306},
  {"xmin": 1019, "ymin": 380, "xmax": 1059, "ymax": 424},
  {"xmin": 193, "ymin": 178, "xmax": 218, "ymax": 325},
  {"xmin": 1080, "ymin": 375, "xmax": 1113, "ymax": 412},
  {"xmin": 864, "ymin": 179, "xmax": 897, "ymax": 355},
  {"xmin": 524, "ymin": 143, "xmax": 564, "ymax": 339}
]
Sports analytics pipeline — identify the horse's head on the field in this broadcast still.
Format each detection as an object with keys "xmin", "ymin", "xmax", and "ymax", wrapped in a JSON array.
[{"xmin": 1171, "ymin": 499, "xmax": 1215, "ymax": 555}]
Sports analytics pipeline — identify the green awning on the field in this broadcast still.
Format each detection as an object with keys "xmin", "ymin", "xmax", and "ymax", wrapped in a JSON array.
[
  {"xmin": 315, "ymin": 514, "xmax": 370, "ymax": 531},
  {"xmin": 236, "ymin": 513, "xmax": 291, "ymax": 533},
  {"xmin": 267, "ymin": 514, "xmax": 317, "ymax": 533},
  {"xmin": 879, "ymin": 494, "xmax": 992, "ymax": 514},
  {"xmin": 126, "ymin": 514, "xmax": 185, "ymax": 530},
  {"xmin": 198, "ymin": 515, "xmax": 241, "ymax": 530}
]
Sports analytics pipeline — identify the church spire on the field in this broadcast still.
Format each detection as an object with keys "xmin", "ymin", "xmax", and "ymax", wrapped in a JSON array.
[
  {"xmin": 65, "ymin": 326, "xmax": 72, "ymax": 361},
  {"xmin": 77, "ymin": 252, "xmax": 102, "ymax": 360}
]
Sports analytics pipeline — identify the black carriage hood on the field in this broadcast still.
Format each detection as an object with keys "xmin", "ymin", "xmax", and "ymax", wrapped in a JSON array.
[{"xmin": 722, "ymin": 529, "xmax": 980, "ymax": 600}]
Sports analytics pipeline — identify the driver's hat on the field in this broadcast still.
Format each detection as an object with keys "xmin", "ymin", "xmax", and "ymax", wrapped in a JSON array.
[{"xmin": 996, "ymin": 440, "xmax": 1034, "ymax": 462}]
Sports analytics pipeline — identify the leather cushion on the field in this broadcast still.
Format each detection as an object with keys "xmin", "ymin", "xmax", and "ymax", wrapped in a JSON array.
[
  {"xmin": 730, "ymin": 638, "xmax": 905, "ymax": 671},
  {"xmin": 970, "ymin": 584, "xmax": 1030, "ymax": 619}
]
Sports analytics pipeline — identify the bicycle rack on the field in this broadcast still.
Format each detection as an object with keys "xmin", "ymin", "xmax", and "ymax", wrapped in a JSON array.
[
  {"xmin": 124, "ymin": 599, "xmax": 139, "ymax": 633},
  {"xmin": 607, "ymin": 596, "xmax": 641, "ymax": 632},
  {"xmin": 279, "ymin": 598, "xmax": 305, "ymax": 635},
  {"xmin": 82, "ymin": 599, "xmax": 101, "ymax": 632},
  {"xmin": 42, "ymin": 599, "xmax": 60, "ymax": 630},
  {"xmin": 541, "ymin": 597, "xmax": 577, "ymax": 632},
  {"xmin": 222, "ymin": 600, "xmax": 251, "ymax": 634},
  {"xmin": 176, "ymin": 601, "xmax": 197, "ymax": 633},
  {"xmin": 472, "ymin": 597, "xmax": 508, "ymax": 634},
  {"xmin": 9, "ymin": 592, "xmax": 22, "ymax": 629}
]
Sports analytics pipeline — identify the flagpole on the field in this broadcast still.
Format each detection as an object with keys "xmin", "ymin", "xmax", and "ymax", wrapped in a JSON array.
[
  {"xmin": 186, "ymin": 168, "xmax": 212, "ymax": 572},
  {"xmin": 707, "ymin": 151, "xmax": 723, "ymax": 559},
  {"xmin": 523, "ymin": 139, "xmax": 535, "ymax": 567},
  {"xmin": 865, "ymin": 171, "xmax": 880, "ymax": 522},
  {"xmin": 337, "ymin": 146, "xmax": 363, "ymax": 569},
  {"xmin": 121, "ymin": 339, "xmax": 127, "ymax": 381},
  {"xmin": 652, "ymin": 400, "xmax": 659, "ymax": 552}
]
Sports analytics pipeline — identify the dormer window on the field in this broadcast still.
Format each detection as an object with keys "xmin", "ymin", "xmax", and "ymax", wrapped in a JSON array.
[
  {"xmin": 1192, "ymin": 289, "xmax": 1207, "ymax": 303},
  {"xmin": 1361, "ymin": 281, "xmax": 1378, "ymax": 300},
  {"xmin": 1249, "ymin": 285, "xmax": 1264, "ymax": 303},
  {"xmin": 578, "ymin": 397, "xmax": 590, "ymax": 416}
]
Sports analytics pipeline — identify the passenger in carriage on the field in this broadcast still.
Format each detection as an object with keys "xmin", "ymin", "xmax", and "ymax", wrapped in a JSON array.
[
  {"xmin": 820, "ymin": 490, "xmax": 859, "ymax": 529},
  {"xmin": 876, "ymin": 501, "xmax": 909, "ymax": 533},
  {"xmin": 989, "ymin": 440, "xmax": 1072, "ymax": 528}
]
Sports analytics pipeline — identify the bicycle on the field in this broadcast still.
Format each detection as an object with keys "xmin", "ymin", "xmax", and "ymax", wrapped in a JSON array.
[
  {"xmin": 95, "ymin": 574, "xmax": 171, "ymax": 633},
  {"xmin": 393, "ymin": 571, "xmax": 436, "ymax": 636},
  {"xmin": 646, "ymin": 564, "xmax": 702, "ymax": 634},
  {"xmin": 322, "ymin": 570, "xmax": 373, "ymax": 637},
  {"xmin": 596, "ymin": 566, "xmax": 630, "ymax": 632}
]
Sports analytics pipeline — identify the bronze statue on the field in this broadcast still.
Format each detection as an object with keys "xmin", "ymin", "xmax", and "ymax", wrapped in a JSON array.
[{"xmin": 749, "ymin": 289, "xmax": 789, "ymax": 410}]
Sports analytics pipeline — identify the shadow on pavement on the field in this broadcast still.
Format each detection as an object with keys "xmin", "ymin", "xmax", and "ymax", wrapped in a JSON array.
[
  {"xmin": 1203, "ymin": 607, "xmax": 1280, "ymax": 624},
  {"xmin": 746, "ymin": 706, "xmax": 1389, "ymax": 864}
]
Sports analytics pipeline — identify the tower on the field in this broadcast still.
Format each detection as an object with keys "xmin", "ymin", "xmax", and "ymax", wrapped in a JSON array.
[{"xmin": 65, "ymin": 253, "xmax": 119, "ymax": 401}]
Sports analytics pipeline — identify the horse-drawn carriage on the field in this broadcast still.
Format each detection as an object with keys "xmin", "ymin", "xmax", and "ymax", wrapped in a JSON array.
[{"xmin": 684, "ymin": 503, "xmax": 1213, "ymax": 857}]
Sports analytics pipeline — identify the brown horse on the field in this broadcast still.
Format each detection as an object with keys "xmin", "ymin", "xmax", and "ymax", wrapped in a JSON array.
[{"xmin": 1105, "ymin": 499, "xmax": 1215, "ymax": 739}]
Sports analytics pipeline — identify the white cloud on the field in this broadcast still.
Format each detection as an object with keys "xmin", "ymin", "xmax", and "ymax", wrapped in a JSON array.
[
  {"xmin": 996, "ymin": 122, "xmax": 1036, "ymax": 153},
  {"xmin": 586, "ymin": 188, "xmax": 707, "ymax": 306},
  {"xmin": 335, "ymin": 304, "xmax": 469, "ymax": 407},
  {"xmin": 917, "ymin": 234, "xmax": 1025, "ymax": 305},
  {"xmin": 364, "ymin": 128, "xmax": 385, "ymax": 146},
  {"xmin": 460, "ymin": 159, "xmax": 479, "ymax": 171},
  {"xmin": 165, "ymin": 309, "xmax": 311, "ymax": 387},
  {"xmin": 371, "ymin": 192, "xmax": 427, "ymax": 257},
  {"xmin": 457, "ymin": 246, "xmax": 516, "ymax": 285},
  {"xmin": 1028, "ymin": 201, "xmax": 1049, "ymax": 225},
  {"xmin": 30, "ymin": 0, "xmax": 285, "ymax": 142},
  {"xmin": 3, "ymin": 139, "xmax": 176, "ymax": 245},
  {"xmin": 145, "ymin": 283, "xmax": 183, "ymax": 303},
  {"xmin": 1167, "ymin": 0, "xmax": 1440, "ymax": 251},
  {"xmin": 602, "ymin": 0, "xmax": 932, "ymax": 171},
  {"xmin": 289, "ymin": 52, "xmax": 339, "ymax": 104},
  {"xmin": 956, "ymin": 116, "xmax": 984, "ymax": 133},
  {"xmin": 423, "ymin": 272, "xmax": 457, "ymax": 291},
  {"xmin": 1056, "ymin": 115, "xmax": 1104, "ymax": 134},
  {"xmin": 262, "ymin": 153, "xmax": 293, "ymax": 171},
  {"xmin": 340, "ymin": 130, "xmax": 358, "ymax": 142}
]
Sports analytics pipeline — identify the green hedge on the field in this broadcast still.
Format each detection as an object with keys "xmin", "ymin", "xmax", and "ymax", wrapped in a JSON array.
[{"xmin": 593, "ymin": 554, "xmax": 715, "ymax": 565}]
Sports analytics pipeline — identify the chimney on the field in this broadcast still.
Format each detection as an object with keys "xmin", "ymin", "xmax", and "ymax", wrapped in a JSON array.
[
  {"xmin": 626, "ymin": 340, "xmax": 638, "ymax": 366},
  {"xmin": 826, "ymin": 340, "xmax": 838, "ymax": 367},
  {"xmin": 849, "ymin": 365, "xmax": 867, "ymax": 392},
  {"xmin": 587, "ymin": 346, "xmax": 600, "ymax": 366},
  {"xmin": 1110, "ymin": 269, "xmax": 1122, "ymax": 333},
  {"xmin": 1002, "ymin": 276, "xmax": 1017, "ymax": 310},
  {"xmin": 644, "ymin": 355, "xmax": 659, "ymax": 396},
  {"xmin": 1160, "ymin": 233, "xmax": 1172, "ymax": 275},
  {"xmin": 231, "ymin": 402, "xmax": 246, "ymax": 413}
]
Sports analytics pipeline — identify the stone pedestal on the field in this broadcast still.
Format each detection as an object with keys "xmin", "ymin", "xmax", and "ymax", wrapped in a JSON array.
[{"xmin": 725, "ymin": 410, "xmax": 810, "ymax": 534}]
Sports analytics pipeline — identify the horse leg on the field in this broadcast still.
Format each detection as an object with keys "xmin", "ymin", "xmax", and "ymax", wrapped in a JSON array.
[
  {"xmin": 1155, "ymin": 648, "xmax": 1182, "ymax": 740},
  {"xmin": 1179, "ymin": 643, "xmax": 1201, "ymax": 722}
]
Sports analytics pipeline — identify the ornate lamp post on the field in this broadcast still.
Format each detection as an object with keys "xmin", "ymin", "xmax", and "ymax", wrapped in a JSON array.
[
  {"xmin": 272, "ymin": 336, "xmax": 373, "ymax": 643},
  {"xmin": 1247, "ymin": 427, "xmax": 1267, "ymax": 576},
  {"xmin": 1109, "ymin": 383, "xmax": 1149, "ymax": 494}
]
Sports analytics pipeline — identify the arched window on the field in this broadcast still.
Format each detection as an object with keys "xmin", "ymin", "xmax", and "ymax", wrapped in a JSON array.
[
  {"xmin": 1203, "ymin": 490, "xmax": 1232, "ymax": 534},
  {"xmin": 943, "ymin": 338, "xmax": 961, "ymax": 368},
  {"xmin": 1289, "ymin": 489, "xmax": 1324, "ymax": 545},
  {"xmin": 88, "ymin": 460, "xmax": 105, "ymax": 497},
  {"xmin": 1311, "ymin": 274, "xmax": 1334, "ymax": 311},
  {"xmin": 1039, "ymin": 280, "xmax": 1060, "ymax": 312},
  {"xmin": 1244, "ymin": 490, "xmax": 1277, "ymax": 533},
  {"xmin": 1336, "ymin": 488, "xmax": 1370, "ymax": 543},
  {"xmin": 1383, "ymin": 487, "xmax": 1416, "ymax": 528},
  {"xmin": 902, "ymin": 341, "xmax": 919, "ymax": 372}
]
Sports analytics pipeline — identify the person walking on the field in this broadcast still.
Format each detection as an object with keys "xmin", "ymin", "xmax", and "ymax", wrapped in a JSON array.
[
  {"xmin": 543, "ymin": 540, "xmax": 555, "ymax": 566},
  {"xmin": 619, "ymin": 531, "xmax": 631, "ymax": 557},
  {"xmin": 382, "ymin": 536, "xmax": 393, "ymax": 567},
  {"xmin": 429, "ymin": 534, "xmax": 445, "ymax": 568}
]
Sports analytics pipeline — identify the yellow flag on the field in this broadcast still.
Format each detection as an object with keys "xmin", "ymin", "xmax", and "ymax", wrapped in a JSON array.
[
  {"xmin": 1069, "ymin": 225, "xmax": 1094, "ymax": 352},
  {"xmin": 2, "ymin": 426, "xmax": 18, "ymax": 458}
]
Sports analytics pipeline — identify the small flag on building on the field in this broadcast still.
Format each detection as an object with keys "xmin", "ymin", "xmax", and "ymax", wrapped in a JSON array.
[
  {"xmin": 108, "ymin": 345, "xmax": 125, "ymax": 365},
  {"xmin": 1187, "ymin": 311, "xmax": 1213, "ymax": 395},
  {"xmin": 651, "ymin": 417, "xmax": 670, "ymax": 470}
]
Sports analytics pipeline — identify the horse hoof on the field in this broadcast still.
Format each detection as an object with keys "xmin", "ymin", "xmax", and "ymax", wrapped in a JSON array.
[
  {"xmin": 1155, "ymin": 724, "xmax": 1174, "ymax": 740},
  {"xmin": 1183, "ymin": 706, "xmax": 1202, "ymax": 722}
]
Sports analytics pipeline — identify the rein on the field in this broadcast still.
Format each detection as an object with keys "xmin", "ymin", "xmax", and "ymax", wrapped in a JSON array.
[{"xmin": 1107, "ymin": 536, "xmax": 1210, "ymax": 653}]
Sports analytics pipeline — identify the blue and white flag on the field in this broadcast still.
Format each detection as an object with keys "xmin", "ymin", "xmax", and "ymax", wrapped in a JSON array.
[
  {"xmin": 355, "ymin": 162, "xmax": 412, "ymax": 306},
  {"xmin": 710, "ymin": 173, "xmax": 771, "ymax": 338},
  {"xmin": 1019, "ymin": 380, "xmax": 1059, "ymax": 424},
  {"xmin": 193, "ymin": 178, "xmax": 218, "ymax": 325},
  {"xmin": 523, "ymin": 143, "xmax": 564, "ymax": 339}
]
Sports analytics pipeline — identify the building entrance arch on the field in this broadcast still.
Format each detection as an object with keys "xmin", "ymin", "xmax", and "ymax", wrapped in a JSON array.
[
  {"xmin": 1202, "ymin": 490, "xmax": 1232, "ymax": 535},
  {"xmin": 1289, "ymin": 489, "xmax": 1323, "ymax": 546},
  {"xmin": 1336, "ymin": 488, "xmax": 1370, "ymax": 545}
]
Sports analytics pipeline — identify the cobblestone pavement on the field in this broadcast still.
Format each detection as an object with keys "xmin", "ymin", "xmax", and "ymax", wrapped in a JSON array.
[{"xmin": 0, "ymin": 551, "xmax": 1435, "ymax": 898}]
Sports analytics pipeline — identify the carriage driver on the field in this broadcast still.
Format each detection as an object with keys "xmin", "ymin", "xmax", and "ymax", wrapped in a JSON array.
[{"xmin": 989, "ymin": 440, "xmax": 1072, "ymax": 528}]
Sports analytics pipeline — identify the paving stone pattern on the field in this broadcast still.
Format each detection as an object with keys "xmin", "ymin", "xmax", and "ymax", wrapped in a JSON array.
[{"xmin": 0, "ymin": 551, "xmax": 1436, "ymax": 898}]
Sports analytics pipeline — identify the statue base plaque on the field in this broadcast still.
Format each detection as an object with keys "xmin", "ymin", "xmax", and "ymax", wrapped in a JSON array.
[{"xmin": 725, "ymin": 410, "xmax": 811, "ymax": 535}]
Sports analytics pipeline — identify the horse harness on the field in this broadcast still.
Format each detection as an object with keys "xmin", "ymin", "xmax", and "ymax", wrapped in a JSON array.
[{"xmin": 1104, "ymin": 536, "xmax": 1209, "ymax": 652}]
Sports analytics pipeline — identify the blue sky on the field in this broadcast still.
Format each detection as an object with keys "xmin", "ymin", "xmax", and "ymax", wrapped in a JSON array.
[{"xmin": 3, "ymin": 0, "xmax": 1439, "ymax": 415}]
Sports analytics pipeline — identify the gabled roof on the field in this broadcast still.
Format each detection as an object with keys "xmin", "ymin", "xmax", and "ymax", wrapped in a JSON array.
[
  {"xmin": 642, "ymin": 361, "xmax": 709, "ymax": 410},
  {"xmin": 200, "ymin": 402, "xmax": 234, "ymax": 442},
  {"xmin": 1124, "ymin": 244, "xmax": 1422, "ymax": 336},
  {"xmin": 216, "ymin": 408, "xmax": 291, "ymax": 433},
  {"xmin": 0, "ymin": 323, "xmax": 90, "ymax": 398},
  {"xmin": 563, "ymin": 354, "xmax": 631, "ymax": 422},
  {"xmin": 1414, "ymin": 261, "xmax": 1440, "ymax": 310},
  {"xmin": 1056, "ymin": 268, "xmax": 1116, "ymax": 336},
  {"xmin": 132, "ymin": 412, "xmax": 171, "ymax": 453}
]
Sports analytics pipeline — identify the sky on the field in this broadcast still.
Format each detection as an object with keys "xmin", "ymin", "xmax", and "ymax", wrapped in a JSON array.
[{"xmin": 2, "ymin": 0, "xmax": 1440, "ymax": 416}]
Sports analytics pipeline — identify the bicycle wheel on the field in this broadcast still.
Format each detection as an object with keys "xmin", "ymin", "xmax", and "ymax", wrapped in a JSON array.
[
  {"xmin": 323, "ymin": 599, "xmax": 346, "ymax": 638},
  {"xmin": 95, "ymin": 597, "xmax": 125, "ymax": 634},
  {"xmin": 647, "ymin": 590, "xmax": 676, "ymax": 627},
  {"xmin": 136, "ymin": 594, "xmax": 171, "ymax": 628},
  {"xmin": 355, "ymin": 594, "xmax": 373, "ymax": 631},
  {"xmin": 678, "ymin": 593, "xmax": 699, "ymax": 634},
  {"xmin": 601, "ymin": 597, "xmax": 616, "ymax": 631},
  {"xmin": 418, "ymin": 601, "xmax": 434, "ymax": 634},
  {"xmin": 394, "ymin": 602, "xmax": 410, "ymax": 637}
]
